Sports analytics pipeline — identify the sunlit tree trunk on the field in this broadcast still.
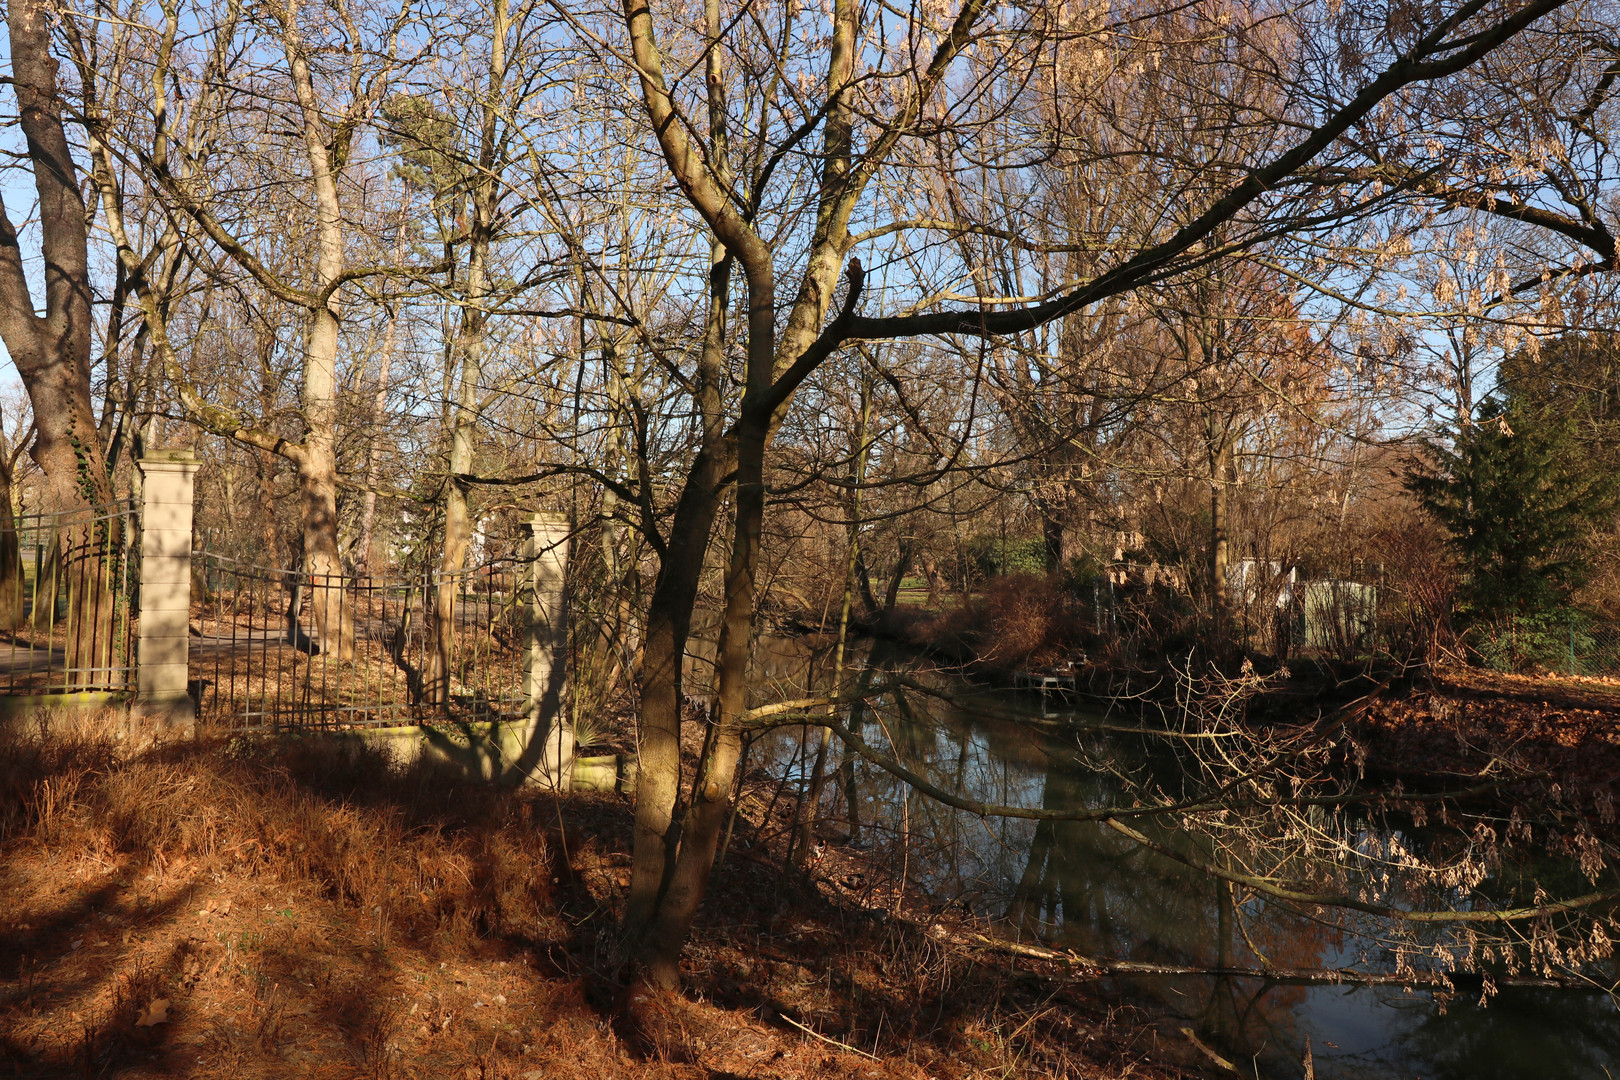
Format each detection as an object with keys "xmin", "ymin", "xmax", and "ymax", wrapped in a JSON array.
[
  {"xmin": 352, "ymin": 222, "xmax": 407, "ymax": 580},
  {"xmin": 275, "ymin": 0, "xmax": 355, "ymax": 660},
  {"xmin": 0, "ymin": 0, "xmax": 119, "ymax": 683}
]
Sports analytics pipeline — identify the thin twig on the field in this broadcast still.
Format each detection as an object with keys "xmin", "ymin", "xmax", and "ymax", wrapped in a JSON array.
[
  {"xmin": 1181, "ymin": 1027, "xmax": 1241, "ymax": 1074},
  {"xmin": 777, "ymin": 1012, "xmax": 879, "ymax": 1059}
]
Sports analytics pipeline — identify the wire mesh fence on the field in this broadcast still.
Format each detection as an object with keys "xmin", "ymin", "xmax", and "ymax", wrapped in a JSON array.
[
  {"xmin": 191, "ymin": 550, "xmax": 532, "ymax": 729},
  {"xmin": 0, "ymin": 503, "xmax": 139, "ymax": 695},
  {"xmin": 1571, "ymin": 621, "xmax": 1620, "ymax": 677},
  {"xmin": 1468, "ymin": 614, "xmax": 1620, "ymax": 677}
]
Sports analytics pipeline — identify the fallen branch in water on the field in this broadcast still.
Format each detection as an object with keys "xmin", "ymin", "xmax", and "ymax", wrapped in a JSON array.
[
  {"xmin": 931, "ymin": 926, "xmax": 1581, "ymax": 989},
  {"xmin": 1101, "ymin": 816, "xmax": 1620, "ymax": 925}
]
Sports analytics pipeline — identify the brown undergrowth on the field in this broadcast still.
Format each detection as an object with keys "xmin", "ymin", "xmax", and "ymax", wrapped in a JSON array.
[
  {"xmin": 0, "ymin": 717, "xmax": 1208, "ymax": 1080},
  {"xmin": 896, "ymin": 574, "xmax": 1092, "ymax": 675}
]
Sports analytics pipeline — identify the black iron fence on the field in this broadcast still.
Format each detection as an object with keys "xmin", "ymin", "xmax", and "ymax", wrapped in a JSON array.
[
  {"xmin": 0, "ymin": 503, "xmax": 139, "ymax": 695},
  {"xmin": 190, "ymin": 551, "xmax": 531, "ymax": 729}
]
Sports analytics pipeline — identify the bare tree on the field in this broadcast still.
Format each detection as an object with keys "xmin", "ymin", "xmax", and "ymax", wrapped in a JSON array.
[
  {"xmin": 0, "ymin": 0, "xmax": 122, "ymax": 684},
  {"xmin": 601, "ymin": 0, "xmax": 1600, "ymax": 989}
]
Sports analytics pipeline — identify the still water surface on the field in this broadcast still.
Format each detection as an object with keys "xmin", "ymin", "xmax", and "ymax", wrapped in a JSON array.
[{"xmin": 729, "ymin": 636, "xmax": 1620, "ymax": 1080}]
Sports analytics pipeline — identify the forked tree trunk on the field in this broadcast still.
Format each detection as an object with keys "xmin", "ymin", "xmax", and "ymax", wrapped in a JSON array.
[
  {"xmin": 623, "ymin": 251, "xmax": 733, "ymax": 942},
  {"xmin": 0, "ymin": 0, "xmax": 119, "ymax": 679},
  {"xmin": 622, "ymin": 0, "xmax": 739, "ymax": 951},
  {"xmin": 427, "ymin": 0, "xmax": 507, "ymax": 705},
  {"xmin": 622, "ymin": 0, "xmax": 861, "ymax": 988}
]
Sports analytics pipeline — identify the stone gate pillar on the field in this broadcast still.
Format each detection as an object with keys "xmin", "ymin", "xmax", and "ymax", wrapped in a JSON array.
[
  {"xmin": 502, "ymin": 512, "xmax": 570, "ymax": 789},
  {"xmin": 135, "ymin": 450, "xmax": 200, "ymax": 734}
]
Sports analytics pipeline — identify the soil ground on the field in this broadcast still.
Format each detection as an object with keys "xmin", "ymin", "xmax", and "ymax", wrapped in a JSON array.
[{"xmin": 0, "ymin": 718, "xmax": 1214, "ymax": 1080}]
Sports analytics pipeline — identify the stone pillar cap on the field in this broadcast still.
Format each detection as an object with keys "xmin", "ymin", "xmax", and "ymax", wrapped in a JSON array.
[
  {"xmin": 140, "ymin": 449, "xmax": 199, "ymax": 465},
  {"xmin": 527, "ymin": 511, "xmax": 571, "ymax": 527}
]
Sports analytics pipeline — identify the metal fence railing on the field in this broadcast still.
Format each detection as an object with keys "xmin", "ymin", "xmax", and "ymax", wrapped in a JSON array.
[
  {"xmin": 190, "ymin": 551, "xmax": 531, "ymax": 729},
  {"xmin": 0, "ymin": 503, "xmax": 139, "ymax": 695}
]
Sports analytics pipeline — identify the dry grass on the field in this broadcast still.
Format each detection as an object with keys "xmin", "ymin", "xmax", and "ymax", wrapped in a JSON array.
[{"xmin": 0, "ymin": 720, "xmax": 1208, "ymax": 1079}]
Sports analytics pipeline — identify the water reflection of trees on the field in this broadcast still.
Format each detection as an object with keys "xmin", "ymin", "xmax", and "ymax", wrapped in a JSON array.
[{"xmin": 744, "ymin": 640, "xmax": 1619, "ymax": 1077}]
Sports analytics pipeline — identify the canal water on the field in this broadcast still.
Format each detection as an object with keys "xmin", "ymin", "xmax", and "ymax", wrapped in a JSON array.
[{"xmin": 735, "ymin": 636, "xmax": 1620, "ymax": 1080}]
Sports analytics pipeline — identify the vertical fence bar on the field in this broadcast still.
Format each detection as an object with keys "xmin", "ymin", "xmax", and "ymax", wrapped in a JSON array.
[{"xmin": 120, "ymin": 507, "xmax": 136, "ymax": 692}]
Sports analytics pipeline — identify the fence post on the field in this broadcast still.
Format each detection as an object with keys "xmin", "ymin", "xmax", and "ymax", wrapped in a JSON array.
[
  {"xmin": 134, "ymin": 450, "xmax": 200, "ymax": 734},
  {"xmin": 504, "ymin": 512, "xmax": 570, "ymax": 789}
]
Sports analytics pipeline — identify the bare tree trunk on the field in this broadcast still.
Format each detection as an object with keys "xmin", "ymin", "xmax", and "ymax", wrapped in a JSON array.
[
  {"xmin": 1208, "ymin": 437, "xmax": 1233, "ymax": 649},
  {"xmin": 0, "ymin": 0, "xmax": 118, "ymax": 683},
  {"xmin": 621, "ymin": 0, "xmax": 740, "ymax": 960},
  {"xmin": 278, "ymin": 0, "xmax": 358, "ymax": 661},
  {"xmin": 623, "ymin": 0, "xmax": 865, "ymax": 986},
  {"xmin": 623, "ymin": 255, "xmax": 733, "ymax": 946},
  {"xmin": 351, "ymin": 224, "xmax": 407, "ymax": 579}
]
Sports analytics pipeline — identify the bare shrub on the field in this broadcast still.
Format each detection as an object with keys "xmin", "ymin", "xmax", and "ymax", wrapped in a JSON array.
[
  {"xmin": 914, "ymin": 573, "xmax": 1090, "ymax": 673},
  {"xmin": 1367, "ymin": 512, "xmax": 1457, "ymax": 666}
]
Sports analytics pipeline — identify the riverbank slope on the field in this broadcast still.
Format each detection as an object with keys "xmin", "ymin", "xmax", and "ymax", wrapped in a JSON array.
[{"xmin": 0, "ymin": 723, "xmax": 1219, "ymax": 1080}]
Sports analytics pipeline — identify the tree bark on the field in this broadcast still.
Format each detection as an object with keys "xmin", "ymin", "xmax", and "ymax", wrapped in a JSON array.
[
  {"xmin": 1208, "ymin": 436, "xmax": 1233, "ymax": 648},
  {"xmin": 621, "ymin": 0, "xmax": 745, "ymax": 971},
  {"xmin": 427, "ymin": 0, "xmax": 508, "ymax": 706},
  {"xmin": 627, "ymin": 0, "xmax": 864, "ymax": 987},
  {"xmin": 0, "ymin": 0, "xmax": 119, "ymax": 684},
  {"xmin": 277, "ymin": 2, "xmax": 355, "ymax": 661},
  {"xmin": 623, "ymin": 338, "xmax": 733, "ymax": 946}
]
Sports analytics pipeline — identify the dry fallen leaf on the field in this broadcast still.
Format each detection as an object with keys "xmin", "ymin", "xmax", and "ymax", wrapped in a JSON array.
[{"xmin": 135, "ymin": 999, "xmax": 171, "ymax": 1027}]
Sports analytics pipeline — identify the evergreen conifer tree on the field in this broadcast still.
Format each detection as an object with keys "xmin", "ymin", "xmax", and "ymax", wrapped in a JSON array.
[{"xmin": 1408, "ymin": 397, "xmax": 1617, "ymax": 623}]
